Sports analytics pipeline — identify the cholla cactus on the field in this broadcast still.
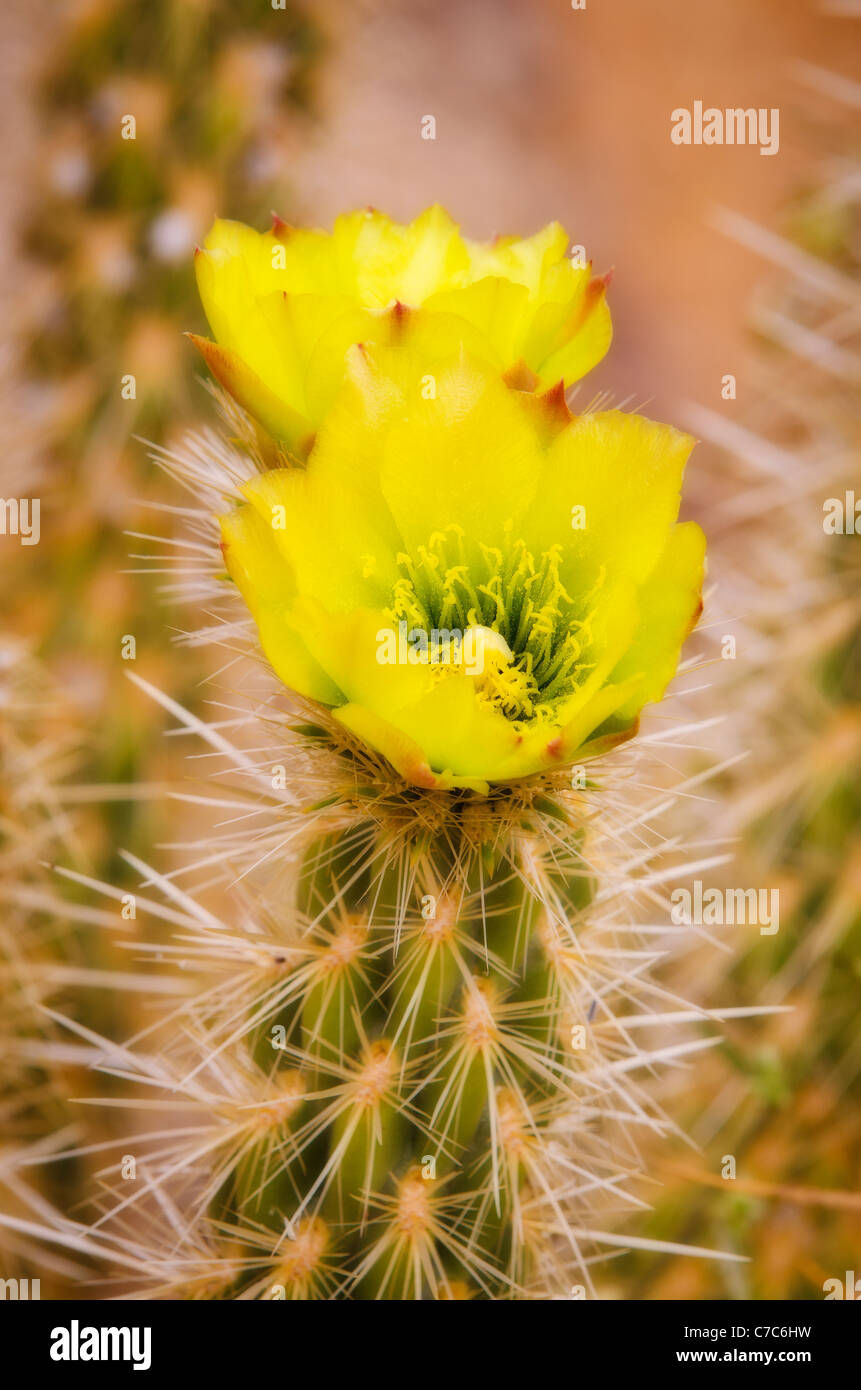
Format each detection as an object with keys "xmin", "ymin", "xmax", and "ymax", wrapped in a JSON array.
[
  {"xmin": 39, "ymin": 208, "xmax": 736, "ymax": 1300},
  {"xmin": 0, "ymin": 639, "xmax": 92, "ymax": 1294}
]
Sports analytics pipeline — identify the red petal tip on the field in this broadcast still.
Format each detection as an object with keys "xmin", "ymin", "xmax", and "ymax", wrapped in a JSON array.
[{"xmin": 540, "ymin": 379, "xmax": 573, "ymax": 426}]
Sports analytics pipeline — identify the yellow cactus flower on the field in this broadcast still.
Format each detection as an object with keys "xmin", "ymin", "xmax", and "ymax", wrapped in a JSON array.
[
  {"xmin": 219, "ymin": 347, "xmax": 704, "ymax": 793},
  {"xmin": 192, "ymin": 205, "xmax": 611, "ymax": 456}
]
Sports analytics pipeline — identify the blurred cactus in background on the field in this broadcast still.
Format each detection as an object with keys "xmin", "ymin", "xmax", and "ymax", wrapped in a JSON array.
[
  {"xmin": 0, "ymin": 637, "xmax": 89, "ymax": 1295},
  {"xmin": 0, "ymin": 0, "xmax": 329, "ymax": 1295},
  {"xmin": 6, "ymin": 2, "xmax": 328, "ymax": 891},
  {"xmin": 13, "ymin": 0, "xmax": 325, "ymax": 670},
  {"xmin": 6, "ymin": 0, "xmax": 328, "ymax": 1019},
  {"xmin": 22, "ymin": 0, "xmax": 324, "ymax": 459},
  {"xmin": 619, "ymin": 89, "xmax": 861, "ymax": 1300}
]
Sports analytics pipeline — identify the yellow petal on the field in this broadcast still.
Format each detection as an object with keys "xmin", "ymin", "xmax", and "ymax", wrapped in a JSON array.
[
  {"xmin": 522, "ymin": 409, "xmax": 696, "ymax": 593},
  {"xmin": 219, "ymin": 505, "xmax": 343, "ymax": 704},
  {"xmin": 533, "ymin": 273, "xmax": 613, "ymax": 387},
  {"xmin": 378, "ymin": 358, "xmax": 543, "ymax": 553},
  {"xmin": 464, "ymin": 221, "xmax": 571, "ymax": 292},
  {"xmin": 606, "ymin": 520, "xmax": 706, "ymax": 722},
  {"xmin": 332, "ymin": 703, "xmax": 489, "ymax": 793},
  {"xmin": 187, "ymin": 334, "xmax": 309, "ymax": 452},
  {"xmin": 192, "ymin": 209, "xmax": 614, "ymax": 445}
]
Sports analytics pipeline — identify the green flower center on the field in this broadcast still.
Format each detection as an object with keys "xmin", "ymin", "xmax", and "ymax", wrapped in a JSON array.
[{"xmin": 386, "ymin": 525, "xmax": 600, "ymax": 725}]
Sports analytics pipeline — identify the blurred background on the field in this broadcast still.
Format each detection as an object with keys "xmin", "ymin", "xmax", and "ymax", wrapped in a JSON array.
[{"xmin": 0, "ymin": 0, "xmax": 858, "ymax": 1299}]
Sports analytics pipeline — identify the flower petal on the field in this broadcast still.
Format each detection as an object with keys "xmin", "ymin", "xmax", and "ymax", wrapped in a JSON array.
[
  {"xmin": 187, "ymin": 334, "xmax": 310, "ymax": 452},
  {"xmin": 605, "ymin": 520, "xmax": 706, "ymax": 723},
  {"xmin": 219, "ymin": 505, "xmax": 343, "ymax": 704},
  {"xmin": 522, "ymin": 409, "xmax": 696, "ymax": 592},
  {"xmin": 378, "ymin": 358, "xmax": 543, "ymax": 553},
  {"xmin": 192, "ymin": 209, "xmax": 614, "ymax": 444}
]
